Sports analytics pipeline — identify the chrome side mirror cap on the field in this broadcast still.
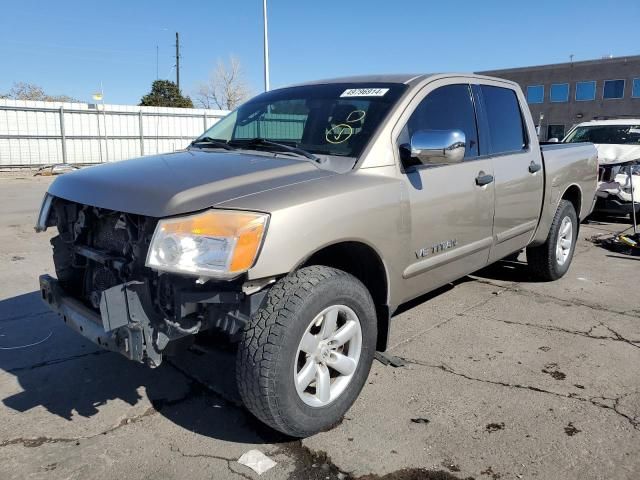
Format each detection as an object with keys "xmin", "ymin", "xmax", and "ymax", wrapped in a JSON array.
[
  {"xmin": 404, "ymin": 129, "xmax": 466, "ymax": 166},
  {"xmin": 547, "ymin": 137, "xmax": 560, "ymax": 143}
]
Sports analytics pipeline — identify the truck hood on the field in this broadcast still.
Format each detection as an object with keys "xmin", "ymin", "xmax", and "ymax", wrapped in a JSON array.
[
  {"xmin": 48, "ymin": 150, "xmax": 335, "ymax": 217},
  {"xmin": 595, "ymin": 144, "xmax": 640, "ymax": 165}
]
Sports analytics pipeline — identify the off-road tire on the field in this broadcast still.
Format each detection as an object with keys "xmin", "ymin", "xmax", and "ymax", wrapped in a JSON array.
[
  {"xmin": 526, "ymin": 200, "xmax": 578, "ymax": 281},
  {"xmin": 236, "ymin": 266, "xmax": 377, "ymax": 437}
]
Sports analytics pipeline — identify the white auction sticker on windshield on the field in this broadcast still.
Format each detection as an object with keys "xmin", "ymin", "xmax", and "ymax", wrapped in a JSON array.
[{"xmin": 340, "ymin": 88, "xmax": 389, "ymax": 97}]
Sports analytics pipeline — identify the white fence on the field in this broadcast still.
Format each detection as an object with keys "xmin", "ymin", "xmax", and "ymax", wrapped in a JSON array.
[{"xmin": 0, "ymin": 99, "xmax": 228, "ymax": 167}]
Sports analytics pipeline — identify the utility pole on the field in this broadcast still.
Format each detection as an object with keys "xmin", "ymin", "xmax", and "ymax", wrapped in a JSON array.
[
  {"xmin": 175, "ymin": 32, "xmax": 180, "ymax": 90},
  {"xmin": 156, "ymin": 45, "xmax": 159, "ymax": 79},
  {"xmin": 263, "ymin": 0, "xmax": 270, "ymax": 91}
]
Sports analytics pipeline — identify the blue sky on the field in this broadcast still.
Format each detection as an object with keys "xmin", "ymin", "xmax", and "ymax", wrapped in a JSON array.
[{"xmin": 1, "ymin": 0, "xmax": 639, "ymax": 105}]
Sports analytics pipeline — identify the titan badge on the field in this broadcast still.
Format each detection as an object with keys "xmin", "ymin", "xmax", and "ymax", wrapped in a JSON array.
[{"xmin": 415, "ymin": 239, "xmax": 458, "ymax": 259}]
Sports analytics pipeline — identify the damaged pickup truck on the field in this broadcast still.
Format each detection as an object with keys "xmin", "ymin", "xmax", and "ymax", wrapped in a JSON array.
[{"xmin": 36, "ymin": 74, "xmax": 598, "ymax": 437}]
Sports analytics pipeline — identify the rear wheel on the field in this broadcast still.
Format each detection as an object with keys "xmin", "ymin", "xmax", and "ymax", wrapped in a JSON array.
[
  {"xmin": 526, "ymin": 200, "xmax": 578, "ymax": 281},
  {"xmin": 236, "ymin": 266, "xmax": 377, "ymax": 437}
]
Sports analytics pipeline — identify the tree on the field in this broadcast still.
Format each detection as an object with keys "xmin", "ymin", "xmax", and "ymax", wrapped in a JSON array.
[
  {"xmin": 1, "ymin": 82, "xmax": 79, "ymax": 102},
  {"xmin": 139, "ymin": 80, "xmax": 194, "ymax": 108},
  {"xmin": 196, "ymin": 56, "xmax": 251, "ymax": 110}
]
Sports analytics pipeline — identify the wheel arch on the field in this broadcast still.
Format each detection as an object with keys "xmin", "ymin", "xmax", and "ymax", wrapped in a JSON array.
[
  {"xmin": 298, "ymin": 240, "xmax": 391, "ymax": 351},
  {"xmin": 528, "ymin": 182, "xmax": 583, "ymax": 247},
  {"xmin": 561, "ymin": 183, "xmax": 583, "ymax": 219}
]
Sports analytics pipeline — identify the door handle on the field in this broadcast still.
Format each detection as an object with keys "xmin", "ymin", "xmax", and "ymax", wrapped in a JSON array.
[
  {"xmin": 529, "ymin": 161, "xmax": 542, "ymax": 173},
  {"xmin": 475, "ymin": 172, "xmax": 494, "ymax": 186}
]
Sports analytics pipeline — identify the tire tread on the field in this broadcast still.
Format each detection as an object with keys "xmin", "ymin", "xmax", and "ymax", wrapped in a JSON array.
[
  {"xmin": 527, "ymin": 199, "xmax": 577, "ymax": 281},
  {"xmin": 236, "ymin": 266, "xmax": 364, "ymax": 436}
]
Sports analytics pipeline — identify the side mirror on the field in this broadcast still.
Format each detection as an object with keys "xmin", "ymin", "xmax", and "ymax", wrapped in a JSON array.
[
  {"xmin": 547, "ymin": 137, "xmax": 559, "ymax": 143},
  {"xmin": 402, "ymin": 129, "xmax": 466, "ymax": 166}
]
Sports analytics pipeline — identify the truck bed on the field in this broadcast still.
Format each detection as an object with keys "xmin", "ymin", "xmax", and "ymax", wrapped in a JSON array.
[{"xmin": 530, "ymin": 142, "xmax": 598, "ymax": 246}]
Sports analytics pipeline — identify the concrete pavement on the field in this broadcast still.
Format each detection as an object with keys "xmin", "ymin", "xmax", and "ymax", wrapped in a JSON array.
[{"xmin": 0, "ymin": 173, "xmax": 638, "ymax": 480}]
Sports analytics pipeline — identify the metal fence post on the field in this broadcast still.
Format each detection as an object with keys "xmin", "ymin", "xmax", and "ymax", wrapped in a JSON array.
[
  {"xmin": 138, "ymin": 111, "xmax": 145, "ymax": 156},
  {"xmin": 203, "ymin": 112, "xmax": 207, "ymax": 131},
  {"xmin": 102, "ymin": 102, "xmax": 109, "ymax": 162},
  {"xmin": 96, "ymin": 107, "xmax": 103, "ymax": 163},
  {"xmin": 59, "ymin": 106, "xmax": 67, "ymax": 164}
]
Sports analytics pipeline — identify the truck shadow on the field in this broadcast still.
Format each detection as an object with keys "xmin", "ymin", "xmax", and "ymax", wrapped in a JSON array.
[
  {"xmin": 472, "ymin": 257, "xmax": 541, "ymax": 283},
  {"xmin": 0, "ymin": 259, "xmax": 539, "ymax": 445},
  {"xmin": 0, "ymin": 291, "xmax": 287, "ymax": 444},
  {"xmin": 392, "ymin": 257, "xmax": 538, "ymax": 318}
]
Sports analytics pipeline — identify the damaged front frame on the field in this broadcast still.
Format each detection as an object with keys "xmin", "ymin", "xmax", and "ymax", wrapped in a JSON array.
[{"xmin": 39, "ymin": 274, "xmax": 271, "ymax": 367}]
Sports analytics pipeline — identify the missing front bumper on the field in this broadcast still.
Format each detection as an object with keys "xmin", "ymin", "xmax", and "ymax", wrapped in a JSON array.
[
  {"xmin": 38, "ymin": 274, "xmax": 268, "ymax": 367},
  {"xmin": 39, "ymin": 274, "xmax": 159, "ymax": 366}
]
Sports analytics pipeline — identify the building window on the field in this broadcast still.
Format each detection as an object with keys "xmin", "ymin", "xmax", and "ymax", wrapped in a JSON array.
[
  {"xmin": 547, "ymin": 124, "xmax": 565, "ymax": 141},
  {"xmin": 575, "ymin": 81, "xmax": 596, "ymax": 101},
  {"xmin": 527, "ymin": 85, "xmax": 544, "ymax": 104},
  {"xmin": 632, "ymin": 78, "xmax": 640, "ymax": 98},
  {"xmin": 603, "ymin": 79, "xmax": 625, "ymax": 99},
  {"xmin": 550, "ymin": 83, "xmax": 569, "ymax": 103}
]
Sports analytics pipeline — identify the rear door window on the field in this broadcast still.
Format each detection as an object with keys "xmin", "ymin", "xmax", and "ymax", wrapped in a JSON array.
[{"xmin": 480, "ymin": 85, "xmax": 528, "ymax": 155}]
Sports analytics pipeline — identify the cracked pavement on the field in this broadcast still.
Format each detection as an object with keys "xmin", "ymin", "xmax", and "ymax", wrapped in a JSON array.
[{"xmin": 0, "ymin": 174, "xmax": 639, "ymax": 479}]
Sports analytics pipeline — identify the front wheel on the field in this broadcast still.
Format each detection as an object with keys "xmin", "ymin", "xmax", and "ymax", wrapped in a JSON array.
[
  {"xmin": 236, "ymin": 266, "xmax": 377, "ymax": 437},
  {"xmin": 526, "ymin": 199, "xmax": 578, "ymax": 281}
]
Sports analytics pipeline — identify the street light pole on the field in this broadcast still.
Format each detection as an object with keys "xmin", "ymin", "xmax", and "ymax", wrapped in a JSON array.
[
  {"xmin": 93, "ymin": 85, "xmax": 109, "ymax": 162},
  {"xmin": 263, "ymin": 0, "xmax": 270, "ymax": 92}
]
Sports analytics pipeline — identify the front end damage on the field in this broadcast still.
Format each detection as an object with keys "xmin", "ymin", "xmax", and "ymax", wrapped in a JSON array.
[
  {"xmin": 37, "ymin": 197, "xmax": 269, "ymax": 367},
  {"xmin": 595, "ymin": 161, "xmax": 640, "ymax": 215}
]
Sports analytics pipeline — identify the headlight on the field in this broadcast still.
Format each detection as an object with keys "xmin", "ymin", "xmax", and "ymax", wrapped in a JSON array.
[{"xmin": 146, "ymin": 209, "xmax": 269, "ymax": 278}]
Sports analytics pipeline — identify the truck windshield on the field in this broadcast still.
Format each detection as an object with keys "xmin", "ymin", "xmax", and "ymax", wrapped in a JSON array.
[
  {"xmin": 194, "ymin": 83, "xmax": 406, "ymax": 158},
  {"xmin": 564, "ymin": 125, "xmax": 640, "ymax": 144}
]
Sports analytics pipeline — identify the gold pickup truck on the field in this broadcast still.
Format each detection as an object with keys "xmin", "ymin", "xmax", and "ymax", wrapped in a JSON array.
[{"xmin": 36, "ymin": 73, "xmax": 598, "ymax": 437}]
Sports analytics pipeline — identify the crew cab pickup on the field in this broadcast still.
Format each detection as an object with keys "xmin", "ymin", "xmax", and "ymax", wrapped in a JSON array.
[{"xmin": 36, "ymin": 74, "xmax": 598, "ymax": 437}]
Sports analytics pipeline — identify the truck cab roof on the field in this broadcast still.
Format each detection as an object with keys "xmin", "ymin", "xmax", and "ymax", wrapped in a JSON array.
[{"xmin": 285, "ymin": 73, "xmax": 520, "ymax": 90}]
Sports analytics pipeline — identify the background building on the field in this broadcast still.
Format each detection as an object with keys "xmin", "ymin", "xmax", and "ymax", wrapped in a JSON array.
[{"xmin": 480, "ymin": 55, "xmax": 640, "ymax": 140}]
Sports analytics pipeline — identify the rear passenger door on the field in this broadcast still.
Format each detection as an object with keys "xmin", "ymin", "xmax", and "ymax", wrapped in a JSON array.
[{"xmin": 474, "ymin": 83, "xmax": 544, "ymax": 262}]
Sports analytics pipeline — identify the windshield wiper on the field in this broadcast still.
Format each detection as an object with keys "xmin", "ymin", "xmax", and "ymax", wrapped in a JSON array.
[
  {"xmin": 190, "ymin": 136, "xmax": 236, "ymax": 151},
  {"xmin": 231, "ymin": 138, "xmax": 321, "ymax": 163}
]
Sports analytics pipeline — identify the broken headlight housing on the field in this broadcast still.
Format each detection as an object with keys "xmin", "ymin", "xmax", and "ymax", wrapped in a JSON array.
[
  {"xmin": 146, "ymin": 209, "xmax": 269, "ymax": 279},
  {"xmin": 35, "ymin": 193, "xmax": 53, "ymax": 232}
]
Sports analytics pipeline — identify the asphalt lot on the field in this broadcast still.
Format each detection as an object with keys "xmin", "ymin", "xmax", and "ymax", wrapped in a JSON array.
[{"xmin": 0, "ymin": 173, "xmax": 638, "ymax": 480}]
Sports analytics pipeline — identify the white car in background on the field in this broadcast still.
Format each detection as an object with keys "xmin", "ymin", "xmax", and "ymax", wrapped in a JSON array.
[{"xmin": 563, "ymin": 119, "xmax": 640, "ymax": 219}]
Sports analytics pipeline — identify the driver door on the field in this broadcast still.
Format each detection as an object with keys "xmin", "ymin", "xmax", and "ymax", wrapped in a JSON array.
[{"xmin": 396, "ymin": 82, "xmax": 495, "ymax": 302}]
